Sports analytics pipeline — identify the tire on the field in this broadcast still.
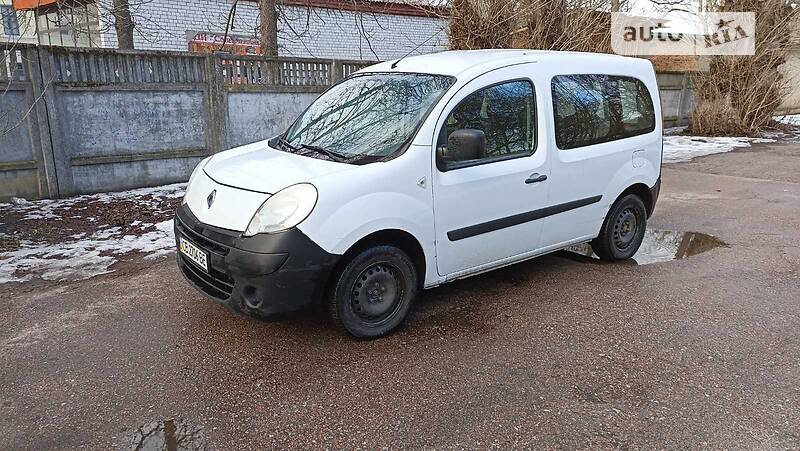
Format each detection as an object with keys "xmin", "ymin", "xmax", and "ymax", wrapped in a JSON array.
[
  {"xmin": 328, "ymin": 245, "xmax": 417, "ymax": 339},
  {"xmin": 591, "ymin": 194, "xmax": 647, "ymax": 261}
]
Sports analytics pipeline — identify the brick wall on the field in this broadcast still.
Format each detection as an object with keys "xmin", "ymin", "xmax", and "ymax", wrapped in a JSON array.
[
  {"xmin": 279, "ymin": 5, "xmax": 447, "ymax": 60},
  {"xmin": 99, "ymin": 0, "xmax": 449, "ymax": 60}
]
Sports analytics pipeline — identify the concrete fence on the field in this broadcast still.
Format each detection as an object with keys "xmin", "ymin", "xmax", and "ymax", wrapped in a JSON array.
[
  {"xmin": 657, "ymin": 72, "xmax": 693, "ymax": 129},
  {"xmin": 777, "ymin": 49, "xmax": 800, "ymax": 115},
  {"xmin": 0, "ymin": 44, "xmax": 697, "ymax": 201},
  {"xmin": 0, "ymin": 44, "xmax": 373, "ymax": 200}
]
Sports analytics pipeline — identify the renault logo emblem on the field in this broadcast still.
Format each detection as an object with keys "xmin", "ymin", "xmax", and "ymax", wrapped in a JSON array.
[{"xmin": 206, "ymin": 190, "xmax": 217, "ymax": 208}]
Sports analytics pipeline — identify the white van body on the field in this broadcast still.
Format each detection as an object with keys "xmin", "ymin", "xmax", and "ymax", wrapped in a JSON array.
[{"xmin": 176, "ymin": 50, "xmax": 662, "ymax": 338}]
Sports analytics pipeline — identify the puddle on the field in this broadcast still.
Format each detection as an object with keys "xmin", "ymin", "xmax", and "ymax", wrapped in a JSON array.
[
  {"xmin": 127, "ymin": 419, "xmax": 204, "ymax": 451},
  {"xmin": 564, "ymin": 230, "xmax": 726, "ymax": 265}
]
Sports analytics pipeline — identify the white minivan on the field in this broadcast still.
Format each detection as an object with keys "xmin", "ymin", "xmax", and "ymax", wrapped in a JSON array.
[{"xmin": 175, "ymin": 50, "xmax": 662, "ymax": 338}]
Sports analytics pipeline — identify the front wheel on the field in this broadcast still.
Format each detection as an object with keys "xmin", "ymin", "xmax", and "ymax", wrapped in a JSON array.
[
  {"xmin": 591, "ymin": 194, "xmax": 647, "ymax": 261},
  {"xmin": 327, "ymin": 245, "xmax": 417, "ymax": 339}
]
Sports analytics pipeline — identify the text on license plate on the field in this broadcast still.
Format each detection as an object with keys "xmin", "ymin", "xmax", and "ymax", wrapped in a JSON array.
[{"xmin": 179, "ymin": 237, "xmax": 208, "ymax": 272}]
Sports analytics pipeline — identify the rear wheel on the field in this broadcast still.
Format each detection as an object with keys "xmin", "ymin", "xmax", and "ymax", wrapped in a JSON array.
[
  {"xmin": 591, "ymin": 194, "xmax": 647, "ymax": 261},
  {"xmin": 328, "ymin": 245, "xmax": 417, "ymax": 339}
]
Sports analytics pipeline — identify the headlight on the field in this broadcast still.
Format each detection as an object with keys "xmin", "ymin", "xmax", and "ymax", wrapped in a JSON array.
[
  {"xmin": 244, "ymin": 183, "xmax": 318, "ymax": 236},
  {"xmin": 182, "ymin": 157, "xmax": 211, "ymax": 205}
]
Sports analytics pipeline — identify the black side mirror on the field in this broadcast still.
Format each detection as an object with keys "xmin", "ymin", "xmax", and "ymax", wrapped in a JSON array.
[{"xmin": 441, "ymin": 129, "xmax": 486, "ymax": 165}]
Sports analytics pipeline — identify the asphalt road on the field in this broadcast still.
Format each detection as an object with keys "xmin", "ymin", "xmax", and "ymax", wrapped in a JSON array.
[{"xmin": 2, "ymin": 143, "xmax": 799, "ymax": 449}]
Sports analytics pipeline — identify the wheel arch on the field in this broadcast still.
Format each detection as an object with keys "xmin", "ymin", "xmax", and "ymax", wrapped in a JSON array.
[
  {"xmin": 618, "ymin": 183, "xmax": 655, "ymax": 217},
  {"xmin": 331, "ymin": 229, "xmax": 428, "ymax": 291}
]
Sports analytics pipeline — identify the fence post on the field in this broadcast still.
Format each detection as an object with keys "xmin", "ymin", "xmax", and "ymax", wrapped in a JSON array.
[
  {"xmin": 676, "ymin": 73, "xmax": 690, "ymax": 126},
  {"xmin": 26, "ymin": 45, "xmax": 63, "ymax": 198},
  {"xmin": 330, "ymin": 59, "xmax": 342, "ymax": 84},
  {"xmin": 41, "ymin": 46, "xmax": 77, "ymax": 196}
]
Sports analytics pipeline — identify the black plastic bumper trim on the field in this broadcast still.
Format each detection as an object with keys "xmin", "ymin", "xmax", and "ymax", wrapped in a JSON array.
[
  {"xmin": 174, "ymin": 204, "xmax": 340, "ymax": 319},
  {"xmin": 648, "ymin": 177, "xmax": 661, "ymax": 218}
]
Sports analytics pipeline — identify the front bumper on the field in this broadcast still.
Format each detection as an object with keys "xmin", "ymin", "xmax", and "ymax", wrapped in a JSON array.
[{"xmin": 174, "ymin": 204, "xmax": 339, "ymax": 319}]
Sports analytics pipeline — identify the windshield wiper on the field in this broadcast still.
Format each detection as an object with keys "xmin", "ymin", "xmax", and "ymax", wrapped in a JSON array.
[
  {"xmin": 278, "ymin": 137, "xmax": 351, "ymax": 163},
  {"xmin": 296, "ymin": 143, "xmax": 350, "ymax": 163},
  {"xmin": 277, "ymin": 137, "xmax": 299, "ymax": 151}
]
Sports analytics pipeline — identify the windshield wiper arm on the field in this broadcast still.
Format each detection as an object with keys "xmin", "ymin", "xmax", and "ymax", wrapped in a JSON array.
[
  {"xmin": 278, "ymin": 137, "xmax": 350, "ymax": 163},
  {"xmin": 278, "ymin": 137, "xmax": 299, "ymax": 151},
  {"xmin": 297, "ymin": 143, "xmax": 350, "ymax": 163}
]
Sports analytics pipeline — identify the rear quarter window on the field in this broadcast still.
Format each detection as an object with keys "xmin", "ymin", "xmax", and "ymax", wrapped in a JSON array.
[{"xmin": 551, "ymin": 74, "xmax": 655, "ymax": 150}]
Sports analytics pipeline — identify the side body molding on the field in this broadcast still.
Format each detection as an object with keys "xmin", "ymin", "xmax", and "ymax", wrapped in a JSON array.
[{"xmin": 447, "ymin": 195, "xmax": 603, "ymax": 241}]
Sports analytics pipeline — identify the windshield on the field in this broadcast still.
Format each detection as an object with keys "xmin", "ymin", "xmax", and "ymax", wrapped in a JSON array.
[{"xmin": 281, "ymin": 73, "xmax": 455, "ymax": 163}]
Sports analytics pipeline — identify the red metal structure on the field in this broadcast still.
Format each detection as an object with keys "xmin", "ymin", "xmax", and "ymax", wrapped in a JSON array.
[{"xmin": 11, "ymin": 0, "xmax": 59, "ymax": 10}]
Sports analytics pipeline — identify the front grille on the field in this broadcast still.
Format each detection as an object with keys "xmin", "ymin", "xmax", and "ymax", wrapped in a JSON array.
[
  {"xmin": 176, "ymin": 216, "xmax": 230, "ymax": 256},
  {"xmin": 179, "ymin": 254, "xmax": 234, "ymax": 300}
]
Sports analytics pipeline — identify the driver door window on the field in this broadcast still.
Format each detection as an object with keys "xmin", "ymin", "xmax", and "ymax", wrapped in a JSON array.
[{"xmin": 438, "ymin": 80, "xmax": 536, "ymax": 169}]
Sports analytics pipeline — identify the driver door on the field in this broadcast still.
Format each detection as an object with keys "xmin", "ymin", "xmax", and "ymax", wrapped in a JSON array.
[{"xmin": 432, "ymin": 66, "xmax": 551, "ymax": 278}]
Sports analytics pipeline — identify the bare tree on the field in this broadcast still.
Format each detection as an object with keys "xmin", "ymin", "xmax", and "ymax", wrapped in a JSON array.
[
  {"xmin": 690, "ymin": 0, "xmax": 800, "ymax": 135},
  {"xmin": 259, "ymin": 0, "xmax": 279, "ymax": 56},
  {"xmin": 448, "ymin": 0, "xmax": 613, "ymax": 53},
  {"xmin": 112, "ymin": 0, "xmax": 136, "ymax": 49}
]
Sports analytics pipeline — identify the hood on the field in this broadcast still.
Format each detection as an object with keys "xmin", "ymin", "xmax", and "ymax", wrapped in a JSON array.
[{"xmin": 203, "ymin": 140, "xmax": 352, "ymax": 194}]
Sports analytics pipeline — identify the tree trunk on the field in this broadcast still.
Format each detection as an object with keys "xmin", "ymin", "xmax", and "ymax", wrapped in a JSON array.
[
  {"xmin": 113, "ymin": 0, "xmax": 135, "ymax": 49},
  {"xmin": 259, "ymin": 0, "xmax": 279, "ymax": 56}
]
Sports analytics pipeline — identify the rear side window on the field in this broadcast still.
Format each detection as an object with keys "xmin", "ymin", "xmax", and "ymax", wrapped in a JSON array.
[
  {"xmin": 551, "ymin": 74, "xmax": 655, "ymax": 150},
  {"xmin": 618, "ymin": 78, "xmax": 656, "ymax": 137}
]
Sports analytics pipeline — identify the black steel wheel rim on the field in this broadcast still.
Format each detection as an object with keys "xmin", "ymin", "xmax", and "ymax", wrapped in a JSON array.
[
  {"xmin": 613, "ymin": 207, "xmax": 640, "ymax": 250},
  {"xmin": 350, "ymin": 262, "xmax": 405, "ymax": 325}
]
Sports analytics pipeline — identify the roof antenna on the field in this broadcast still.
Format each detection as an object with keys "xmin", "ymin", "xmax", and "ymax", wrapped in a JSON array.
[{"xmin": 391, "ymin": 32, "xmax": 440, "ymax": 69}]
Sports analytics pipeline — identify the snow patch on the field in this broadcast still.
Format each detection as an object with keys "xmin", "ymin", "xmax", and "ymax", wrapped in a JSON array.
[
  {"xmin": 775, "ymin": 114, "xmax": 800, "ymax": 125},
  {"xmin": 664, "ymin": 126, "xmax": 689, "ymax": 136},
  {"xmin": 0, "ymin": 183, "xmax": 185, "ymax": 284},
  {"xmin": 0, "ymin": 219, "xmax": 176, "ymax": 284},
  {"xmin": 663, "ymin": 135, "xmax": 775, "ymax": 163}
]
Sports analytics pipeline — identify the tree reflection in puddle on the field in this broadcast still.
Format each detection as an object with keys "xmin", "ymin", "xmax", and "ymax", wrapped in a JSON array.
[
  {"xmin": 565, "ymin": 230, "xmax": 727, "ymax": 265},
  {"xmin": 127, "ymin": 418, "xmax": 204, "ymax": 451}
]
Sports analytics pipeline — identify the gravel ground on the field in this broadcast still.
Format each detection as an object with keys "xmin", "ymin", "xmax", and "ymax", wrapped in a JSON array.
[{"xmin": 1, "ymin": 142, "xmax": 799, "ymax": 449}]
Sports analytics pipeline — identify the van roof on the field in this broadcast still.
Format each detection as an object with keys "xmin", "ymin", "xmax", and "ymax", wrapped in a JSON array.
[{"xmin": 361, "ymin": 50, "xmax": 651, "ymax": 77}]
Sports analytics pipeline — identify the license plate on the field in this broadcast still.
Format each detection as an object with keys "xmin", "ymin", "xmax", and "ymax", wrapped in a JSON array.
[{"xmin": 179, "ymin": 237, "xmax": 208, "ymax": 272}]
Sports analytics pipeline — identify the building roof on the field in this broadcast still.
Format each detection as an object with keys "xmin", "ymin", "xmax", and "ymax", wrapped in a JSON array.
[
  {"xmin": 11, "ymin": 0, "xmax": 58, "ymax": 10},
  {"xmin": 265, "ymin": 0, "xmax": 447, "ymax": 18},
  {"xmin": 13, "ymin": 0, "xmax": 448, "ymax": 17}
]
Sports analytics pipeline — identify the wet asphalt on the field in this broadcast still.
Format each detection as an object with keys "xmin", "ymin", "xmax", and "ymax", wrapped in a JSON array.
[{"xmin": 1, "ymin": 142, "xmax": 799, "ymax": 449}]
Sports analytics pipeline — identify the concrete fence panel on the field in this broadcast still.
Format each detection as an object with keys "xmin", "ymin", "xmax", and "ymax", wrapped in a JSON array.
[
  {"xmin": 225, "ymin": 89, "xmax": 322, "ymax": 149},
  {"xmin": 0, "ymin": 86, "xmax": 39, "ymax": 199},
  {"xmin": 41, "ymin": 48, "xmax": 214, "ymax": 196},
  {"xmin": 778, "ymin": 49, "xmax": 800, "ymax": 115},
  {"xmin": 0, "ymin": 45, "xmax": 57, "ymax": 200},
  {"xmin": 656, "ymin": 72, "xmax": 693, "ymax": 128},
  {"xmin": 54, "ymin": 86, "xmax": 209, "ymax": 194}
]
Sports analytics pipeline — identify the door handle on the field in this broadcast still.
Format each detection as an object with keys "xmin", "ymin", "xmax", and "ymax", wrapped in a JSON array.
[{"xmin": 525, "ymin": 173, "xmax": 548, "ymax": 184}]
